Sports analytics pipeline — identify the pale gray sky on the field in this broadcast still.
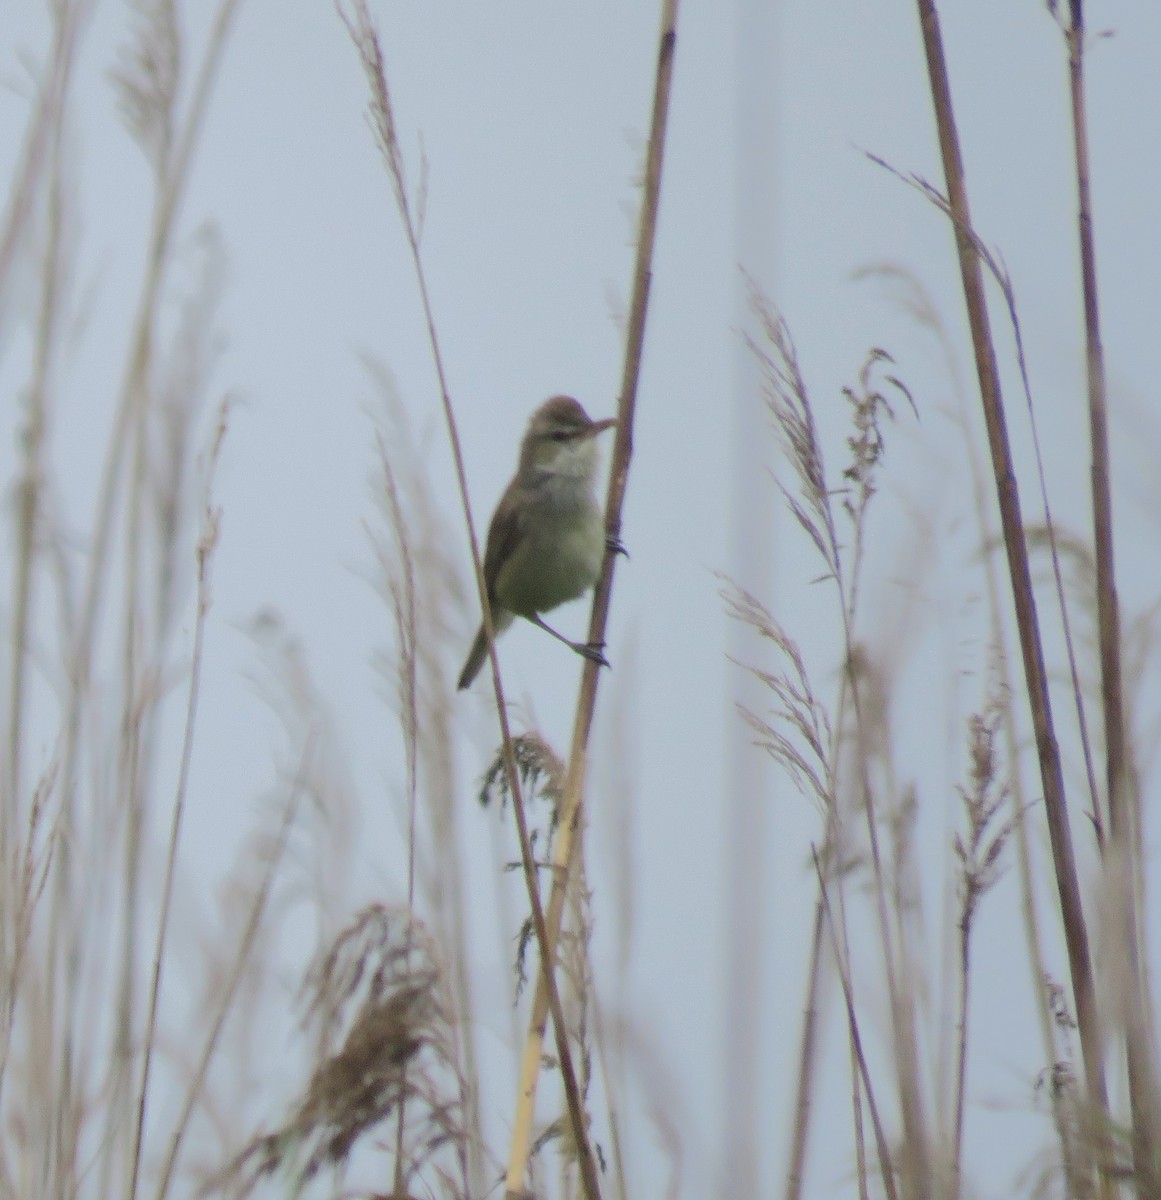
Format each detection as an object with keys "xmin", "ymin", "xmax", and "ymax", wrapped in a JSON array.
[{"xmin": 1, "ymin": 1, "xmax": 1159, "ymax": 1196}]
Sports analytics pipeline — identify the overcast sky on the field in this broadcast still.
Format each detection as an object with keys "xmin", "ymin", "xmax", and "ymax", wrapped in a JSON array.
[{"xmin": 2, "ymin": 1, "xmax": 1160, "ymax": 1197}]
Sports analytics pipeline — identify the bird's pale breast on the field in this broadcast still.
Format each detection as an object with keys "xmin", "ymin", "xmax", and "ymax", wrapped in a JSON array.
[{"xmin": 494, "ymin": 491, "xmax": 604, "ymax": 618}]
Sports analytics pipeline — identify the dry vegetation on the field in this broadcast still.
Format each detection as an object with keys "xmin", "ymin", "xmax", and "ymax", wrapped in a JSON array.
[{"xmin": 0, "ymin": 0, "xmax": 1154, "ymax": 1198}]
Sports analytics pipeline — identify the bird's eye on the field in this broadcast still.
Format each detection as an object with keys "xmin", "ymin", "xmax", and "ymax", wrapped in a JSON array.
[{"xmin": 551, "ymin": 430, "xmax": 570, "ymax": 441}]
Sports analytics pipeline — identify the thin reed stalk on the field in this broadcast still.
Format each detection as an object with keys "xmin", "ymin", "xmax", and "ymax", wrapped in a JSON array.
[
  {"xmin": 1063, "ymin": 2, "xmax": 1161, "ymax": 1190},
  {"xmin": 0, "ymin": 0, "xmax": 89, "ymax": 315},
  {"xmin": 835, "ymin": 497, "xmax": 931, "ymax": 1200},
  {"xmin": 743, "ymin": 294, "xmax": 928, "ymax": 1195},
  {"xmin": 66, "ymin": 0, "xmax": 242, "ymax": 760},
  {"xmin": 1, "ymin": 0, "xmax": 88, "ymax": 1006},
  {"xmin": 783, "ymin": 894, "xmax": 825, "ymax": 1200},
  {"xmin": 372, "ymin": 390, "xmax": 486, "ymax": 1190},
  {"xmin": 374, "ymin": 432, "xmax": 422, "ymax": 1195},
  {"xmin": 949, "ymin": 695, "xmax": 1015, "ymax": 1191},
  {"xmin": 812, "ymin": 848, "xmax": 899, "ymax": 1200},
  {"xmin": 8, "ymin": 3, "xmax": 75, "ymax": 826},
  {"xmin": 503, "ymin": 3, "xmax": 680, "ymax": 1192},
  {"xmin": 152, "ymin": 743, "xmax": 307, "ymax": 1200},
  {"xmin": 911, "ymin": 1, "xmax": 1111, "ymax": 1177},
  {"xmin": 128, "ymin": 402, "xmax": 229, "ymax": 1200},
  {"xmin": 34, "ymin": 5, "xmax": 243, "ymax": 1192},
  {"xmin": 337, "ymin": 6, "xmax": 603, "ymax": 1195}
]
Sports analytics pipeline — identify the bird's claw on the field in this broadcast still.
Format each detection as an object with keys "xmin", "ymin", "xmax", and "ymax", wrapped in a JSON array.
[
  {"xmin": 606, "ymin": 533, "xmax": 629, "ymax": 559},
  {"xmin": 578, "ymin": 641, "xmax": 610, "ymax": 669}
]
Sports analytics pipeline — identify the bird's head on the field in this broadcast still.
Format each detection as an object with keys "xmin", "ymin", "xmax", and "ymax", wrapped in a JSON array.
[{"xmin": 519, "ymin": 395, "xmax": 617, "ymax": 479}]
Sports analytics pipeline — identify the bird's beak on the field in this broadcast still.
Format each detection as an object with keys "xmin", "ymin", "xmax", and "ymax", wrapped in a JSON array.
[{"xmin": 583, "ymin": 417, "xmax": 618, "ymax": 438}]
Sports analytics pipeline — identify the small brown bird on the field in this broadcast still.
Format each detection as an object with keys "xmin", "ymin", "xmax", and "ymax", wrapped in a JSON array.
[{"xmin": 457, "ymin": 396, "xmax": 617, "ymax": 690}]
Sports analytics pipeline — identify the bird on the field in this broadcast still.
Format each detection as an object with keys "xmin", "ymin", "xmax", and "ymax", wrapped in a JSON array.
[{"xmin": 457, "ymin": 395, "xmax": 618, "ymax": 690}]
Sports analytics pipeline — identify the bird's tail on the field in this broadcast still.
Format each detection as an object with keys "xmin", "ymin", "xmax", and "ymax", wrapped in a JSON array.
[{"xmin": 457, "ymin": 609, "xmax": 513, "ymax": 690}]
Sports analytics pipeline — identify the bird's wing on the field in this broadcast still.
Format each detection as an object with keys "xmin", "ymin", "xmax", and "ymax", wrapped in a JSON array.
[{"xmin": 482, "ymin": 477, "xmax": 528, "ymax": 599}]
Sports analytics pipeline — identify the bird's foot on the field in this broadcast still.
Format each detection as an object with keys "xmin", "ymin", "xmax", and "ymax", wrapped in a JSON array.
[
  {"xmin": 574, "ymin": 640, "xmax": 610, "ymax": 669},
  {"xmin": 606, "ymin": 533, "xmax": 629, "ymax": 559}
]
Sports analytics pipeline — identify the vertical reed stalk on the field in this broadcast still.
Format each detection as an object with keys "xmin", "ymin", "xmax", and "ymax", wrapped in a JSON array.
[
  {"xmin": 912, "ymin": 0, "xmax": 1111, "ymax": 1178},
  {"xmin": 128, "ymin": 405, "xmax": 228, "ymax": 1200},
  {"xmin": 813, "ymin": 848, "xmax": 899, "ymax": 1200},
  {"xmin": 503, "ymin": 4, "xmax": 679, "ymax": 1193},
  {"xmin": 1064, "ymin": 1, "xmax": 1161, "ymax": 1188},
  {"xmin": 338, "ymin": 6, "xmax": 606, "ymax": 1194}
]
